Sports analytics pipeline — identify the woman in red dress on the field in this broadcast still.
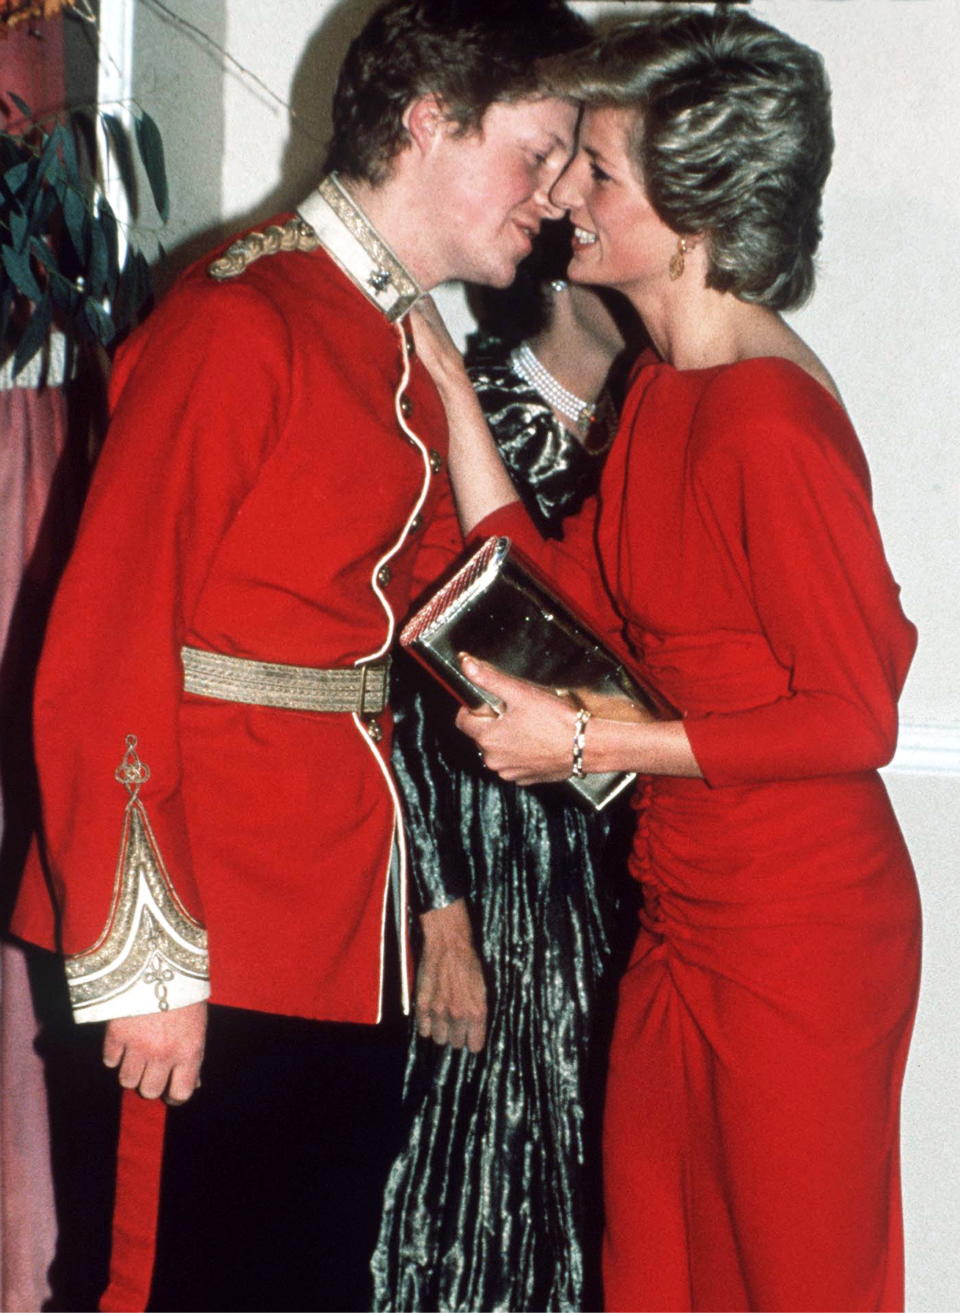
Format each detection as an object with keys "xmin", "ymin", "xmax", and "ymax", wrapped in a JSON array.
[{"xmin": 410, "ymin": 9, "xmax": 921, "ymax": 1312}]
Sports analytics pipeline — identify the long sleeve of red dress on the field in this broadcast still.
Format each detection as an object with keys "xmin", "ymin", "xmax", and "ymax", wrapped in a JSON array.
[{"xmin": 677, "ymin": 362, "xmax": 916, "ymax": 785}]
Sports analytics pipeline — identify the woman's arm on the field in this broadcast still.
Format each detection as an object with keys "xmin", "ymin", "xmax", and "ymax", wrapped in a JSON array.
[
  {"xmin": 411, "ymin": 304, "xmax": 698, "ymax": 783},
  {"xmin": 391, "ymin": 668, "xmax": 488, "ymax": 1051},
  {"xmin": 411, "ymin": 299, "xmax": 519, "ymax": 532},
  {"xmin": 411, "ymin": 301, "xmax": 626, "ymax": 648},
  {"xmin": 682, "ymin": 364, "xmax": 917, "ymax": 785}
]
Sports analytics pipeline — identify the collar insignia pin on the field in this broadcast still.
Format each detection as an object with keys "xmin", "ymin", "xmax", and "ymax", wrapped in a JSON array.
[{"xmin": 368, "ymin": 267, "xmax": 392, "ymax": 294}]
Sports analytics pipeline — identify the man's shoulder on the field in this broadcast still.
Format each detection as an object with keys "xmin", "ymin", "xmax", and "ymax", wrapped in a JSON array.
[
  {"xmin": 113, "ymin": 213, "xmax": 399, "ymax": 402},
  {"xmin": 133, "ymin": 219, "xmax": 373, "ymax": 344},
  {"xmin": 181, "ymin": 215, "xmax": 338, "ymax": 307}
]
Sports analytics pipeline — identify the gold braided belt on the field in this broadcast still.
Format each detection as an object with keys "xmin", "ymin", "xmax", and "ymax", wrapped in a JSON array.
[{"xmin": 181, "ymin": 646, "xmax": 389, "ymax": 715}]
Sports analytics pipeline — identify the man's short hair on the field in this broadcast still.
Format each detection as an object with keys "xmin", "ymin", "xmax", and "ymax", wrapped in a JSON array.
[{"xmin": 324, "ymin": 0, "xmax": 589, "ymax": 186}]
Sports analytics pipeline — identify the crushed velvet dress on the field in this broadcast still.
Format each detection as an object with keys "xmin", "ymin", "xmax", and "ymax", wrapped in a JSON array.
[
  {"xmin": 476, "ymin": 357, "xmax": 922, "ymax": 1313},
  {"xmin": 371, "ymin": 336, "xmax": 633, "ymax": 1312}
]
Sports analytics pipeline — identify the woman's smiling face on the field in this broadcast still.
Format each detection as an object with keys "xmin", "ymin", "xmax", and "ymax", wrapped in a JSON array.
[{"xmin": 552, "ymin": 106, "xmax": 679, "ymax": 301}]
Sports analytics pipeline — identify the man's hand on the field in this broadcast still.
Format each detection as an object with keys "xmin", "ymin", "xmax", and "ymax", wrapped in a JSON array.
[
  {"xmin": 416, "ymin": 899, "xmax": 487, "ymax": 1053},
  {"xmin": 103, "ymin": 1000, "xmax": 207, "ymax": 1105}
]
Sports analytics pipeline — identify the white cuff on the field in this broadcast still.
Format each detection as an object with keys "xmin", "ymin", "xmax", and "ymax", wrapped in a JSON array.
[{"xmin": 70, "ymin": 957, "xmax": 210, "ymax": 1024}]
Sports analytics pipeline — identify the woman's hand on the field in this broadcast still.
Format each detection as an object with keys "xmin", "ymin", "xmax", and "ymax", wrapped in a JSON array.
[
  {"xmin": 455, "ymin": 655, "xmax": 705, "ymax": 782},
  {"xmin": 409, "ymin": 300, "xmax": 521, "ymax": 531},
  {"xmin": 410, "ymin": 296, "xmax": 474, "ymax": 400},
  {"xmin": 416, "ymin": 898, "xmax": 488, "ymax": 1053},
  {"xmin": 455, "ymin": 656, "xmax": 579, "ymax": 785}
]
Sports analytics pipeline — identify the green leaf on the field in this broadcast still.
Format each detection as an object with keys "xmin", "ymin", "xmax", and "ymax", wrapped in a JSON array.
[
  {"xmin": 12, "ymin": 293, "xmax": 52, "ymax": 377},
  {"xmin": 82, "ymin": 295, "xmax": 115, "ymax": 345},
  {"xmin": 69, "ymin": 108, "xmax": 97, "ymax": 183},
  {"xmin": 100, "ymin": 112, "xmax": 138, "ymax": 214},
  {"xmin": 35, "ymin": 124, "xmax": 65, "ymax": 184},
  {"xmin": 113, "ymin": 244, "xmax": 154, "ymax": 334},
  {"xmin": 20, "ymin": 129, "xmax": 46, "ymax": 212},
  {"xmin": 58, "ymin": 120, "xmax": 81, "ymax": 189},
  {"xmin": 28, "ymin": 234, "xmax": 56, "ymax": 272},
  {"xmin": 88, "ymin": 214, "xmax": 109, "ymax": 300},
  {"xmin": 34, "ymin": 178, "xmax": 58, "ymax": 230},
  {"xmin": 45, "ymin": 265, "xmax": 80, "ymax": 315},
  {"xmin": 0, "ymin": 285, "xmax": 12, "ymax": 360},
  {"xmin": 1, "ymin": 160, "xmax": 31, "ymax": 203},
  {"xmin": 134, "ymin": 111, "xmax": 168, "ymax": 222},
  {"xmin": 62, "ymin": 185, "xmax": 88, "ymax": 264},
  {"xmin": 19, "ymin": 120, "xmax": 81, "ymax": 223},
  {"xmin": 97, "ymin": 194, "xmax": 120, "ymax": 288},
  {"xmin": 1, "ymin": 243, "xmax": 44, "ymax": 301},
  {"xmin": 111, "ymin": 242, "xmax": 135, "ymax": 331},
  {"xmin": 10, "ymin": 209, "xmax": 29, "ymax": 251},
  {"xmin": 6, "ymin": 92, "xmax": 33, "ymax": 121},
  {"xmin": 28, "ymin": 236, "xmax": 81, "ymax": 317}
]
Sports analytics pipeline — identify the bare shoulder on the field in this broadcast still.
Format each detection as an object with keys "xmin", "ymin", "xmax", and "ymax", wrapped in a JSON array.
[{"xmin": 741, "ymin": 317, "xmax": 843, "ymax": 406}]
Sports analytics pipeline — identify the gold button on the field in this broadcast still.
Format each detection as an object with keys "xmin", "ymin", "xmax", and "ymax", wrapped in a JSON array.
[
  {"xmin": 410, "ymin": 512, "xmax": 423, "ymax": 533},
  {"xmin": 429, "ymin": 449, "xmax": 442, "ymax": 474},
  {"xmin": 364, "ymin": 715, "xmax": 383, "ymax": 743},
  {"xmin": 376, "ymin": 564, "xmax": 392, "ymax": 588},
  {"xmin": 399, "ymin": 395, "xmax": 413, "ymax": 418}
]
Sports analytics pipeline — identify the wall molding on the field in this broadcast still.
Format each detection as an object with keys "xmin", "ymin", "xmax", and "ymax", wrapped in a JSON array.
[{"xmin": 886, "ymin": 723, "xmax": 960, "ymax": 778}]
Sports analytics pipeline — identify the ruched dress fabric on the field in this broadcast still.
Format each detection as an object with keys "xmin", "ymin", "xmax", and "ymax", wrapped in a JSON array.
[
  {"xmin": 475, "ymin": 358, "xmax": 922, "ymax": 1313},
  {"xmin": 371, "ymin": 336, "xmax": 632, "ymax": 1313}
]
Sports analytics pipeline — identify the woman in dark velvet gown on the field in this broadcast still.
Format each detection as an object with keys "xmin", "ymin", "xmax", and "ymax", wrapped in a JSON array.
[{"xmin": 372, "ymin": 233, "xmax": 642, "ymax": 1313}]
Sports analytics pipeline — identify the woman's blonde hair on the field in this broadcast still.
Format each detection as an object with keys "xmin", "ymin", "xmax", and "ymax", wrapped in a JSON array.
[{"xmin": 544, "ymin": 8, "xmax": 833, "ymax": 310}]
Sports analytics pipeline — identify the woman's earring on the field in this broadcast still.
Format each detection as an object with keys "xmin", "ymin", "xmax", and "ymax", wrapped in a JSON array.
[
  {"xmin": 669, "ymin": 236, "xmax": 688, "ymax": 281},
  {"xmin": 549, "ymin": 279, "xmax": 569, "ymax": 294}
]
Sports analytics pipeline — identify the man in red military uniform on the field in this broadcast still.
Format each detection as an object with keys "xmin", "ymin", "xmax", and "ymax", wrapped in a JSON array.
[{"xmin": 9, "ymin": 2, "xmax": 586, "ymax": 1308}]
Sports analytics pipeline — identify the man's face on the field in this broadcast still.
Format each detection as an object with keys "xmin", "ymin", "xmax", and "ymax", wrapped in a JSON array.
[{"xmin": 425, "ymin": 97, "xmax": 578, "ymax": 288}]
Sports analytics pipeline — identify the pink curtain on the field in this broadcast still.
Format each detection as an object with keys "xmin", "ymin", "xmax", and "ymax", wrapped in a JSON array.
[
  {"xmin": 1, "ymin": 15, "xmax": 70, "ymax": 1312},
  {"xmin": 0, "ymin": 389, "xmax": 68, "ymax": 1313}
]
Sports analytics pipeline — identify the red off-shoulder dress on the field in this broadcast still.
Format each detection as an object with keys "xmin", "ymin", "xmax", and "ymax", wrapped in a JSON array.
[{"xmin": 477, "ymin": 357, "xmax": 921, "ymax": 1313}]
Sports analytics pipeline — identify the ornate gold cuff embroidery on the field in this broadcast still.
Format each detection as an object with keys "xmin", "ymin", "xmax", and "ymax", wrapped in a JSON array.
[{"xmin": 65, "ymin": 736, "xmax": 209, "ymax": 1022}]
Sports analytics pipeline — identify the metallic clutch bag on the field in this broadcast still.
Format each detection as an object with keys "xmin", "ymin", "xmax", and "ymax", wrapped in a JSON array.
[{"xmin": 399, "ymin": 536, "xmax": 664, "ymax": 810}]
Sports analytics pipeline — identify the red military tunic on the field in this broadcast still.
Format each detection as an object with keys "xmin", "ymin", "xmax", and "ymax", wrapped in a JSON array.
[{"xmin": 13, "ymin": 176, "xmax": 462, "ymax": 1026}]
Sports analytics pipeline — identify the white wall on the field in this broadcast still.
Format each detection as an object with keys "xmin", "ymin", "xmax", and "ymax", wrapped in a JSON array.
[
  {"xmin": 113, "ymin": 0, "xmax": 228, "ymax": 276},
  {"xmin": 124, "ymin": 2, "xmax": 959, "ymax": 1306}
]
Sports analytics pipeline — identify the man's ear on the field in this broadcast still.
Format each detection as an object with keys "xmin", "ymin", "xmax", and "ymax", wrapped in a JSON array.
[{"xmin": 403, "ymin": 93, "xmax": 450, "ymax": 156}]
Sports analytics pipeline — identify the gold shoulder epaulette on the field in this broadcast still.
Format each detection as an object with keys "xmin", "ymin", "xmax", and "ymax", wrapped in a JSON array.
[{"xmin": 208, "ymin": 216, "xmax": 320, "ymax": 281}]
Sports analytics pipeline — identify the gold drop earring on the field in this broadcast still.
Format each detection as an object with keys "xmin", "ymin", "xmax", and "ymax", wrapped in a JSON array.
[{"xmin": 669, "ymin": 236, "xmax": 688, "ymax": 281}]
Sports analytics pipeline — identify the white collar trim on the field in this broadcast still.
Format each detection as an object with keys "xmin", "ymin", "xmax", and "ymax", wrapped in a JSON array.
[{"xmin": 297, "ymin": 174, "xmax": 424, "ymax": 324}]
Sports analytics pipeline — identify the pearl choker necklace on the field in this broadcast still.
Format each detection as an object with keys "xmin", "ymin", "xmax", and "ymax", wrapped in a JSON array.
[{"xmin": 509, "ymin": 342, "xmax": 597, "ymax": 435}]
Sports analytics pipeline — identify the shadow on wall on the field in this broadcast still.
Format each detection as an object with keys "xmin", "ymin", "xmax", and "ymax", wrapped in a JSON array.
[
  {"xmin": 157, "ymin": 0, "xmax": 387, "ymax": 288},
  {"xmin": 269, "ymin": 0, "xmax": 388, "ymax": 215}
]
